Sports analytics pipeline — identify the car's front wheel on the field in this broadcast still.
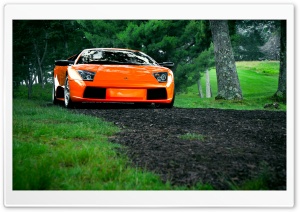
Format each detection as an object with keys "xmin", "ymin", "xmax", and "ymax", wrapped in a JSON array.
[
  {"xmin": 52, "ymin": 83, "xmax": 58, "ymax": 105},
  {"xmin": 64, "ymin": 76, "xmax": 74, "ymax": 108}
]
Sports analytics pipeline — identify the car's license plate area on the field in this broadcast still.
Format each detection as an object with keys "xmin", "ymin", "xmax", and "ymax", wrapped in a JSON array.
[{"xmin": 106, "ymin": 88, "xmax": 146, "ymax": 100}]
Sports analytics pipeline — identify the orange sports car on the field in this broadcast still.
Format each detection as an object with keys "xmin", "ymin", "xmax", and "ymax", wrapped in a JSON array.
[{"xmin": 52, "ymin": 48, "xmax": 175, "ymax": 108}]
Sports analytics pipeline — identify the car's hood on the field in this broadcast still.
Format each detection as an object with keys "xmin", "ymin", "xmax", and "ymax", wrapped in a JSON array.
[{"xmin": 73, "ymin": 64, "xmax": 171, "ymax": 82}]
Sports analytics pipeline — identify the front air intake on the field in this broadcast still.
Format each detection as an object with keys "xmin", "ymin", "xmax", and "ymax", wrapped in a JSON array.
[
  {"xmin": 147, "ymin": 88, "xmax": 167, "ymax": 100},
  {"xmin": 83, "ymin": 87, "xmax": 106, "ymax": 99}
]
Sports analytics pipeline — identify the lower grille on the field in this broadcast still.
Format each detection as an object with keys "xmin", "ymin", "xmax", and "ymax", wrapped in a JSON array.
[
  {"xmin": 147, "ymin": 88, "xmax": 167, "ymax": 100},
  {"xmin": 83, "ymin": 87, "xmax": 106, "ymax": 99}
]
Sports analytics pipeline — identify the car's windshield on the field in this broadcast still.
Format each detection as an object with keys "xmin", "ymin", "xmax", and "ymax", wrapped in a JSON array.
[{"xmin": 76, "ymin": 49, "xmax": 158, "ymax": 66}]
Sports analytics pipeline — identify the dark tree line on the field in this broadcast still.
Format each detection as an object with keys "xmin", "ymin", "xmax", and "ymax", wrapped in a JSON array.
[
  {"xmin": 13, "ymin": 20, "xmax": 91, "ymax": 98},
  {"xmin": 13, "ymin": 20, "xmax": 286, "ymax": 101}
]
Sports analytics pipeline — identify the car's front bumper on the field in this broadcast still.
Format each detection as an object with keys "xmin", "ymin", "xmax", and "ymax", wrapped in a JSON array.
[{"xmin": 68, "ymin": 79, "xmax": 174, "ymax": 104}]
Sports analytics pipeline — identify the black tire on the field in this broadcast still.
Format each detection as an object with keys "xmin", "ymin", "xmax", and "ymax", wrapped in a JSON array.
[
  {"xmin": 52, "ymin": 83, "xmax": 58, "ymax": 105},
  {"xmin": 64, "ymin": 76, "xmax": 74, "ymax": 108}
]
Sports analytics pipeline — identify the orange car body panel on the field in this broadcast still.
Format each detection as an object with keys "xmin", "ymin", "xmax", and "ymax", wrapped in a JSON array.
[
  {"xmin": 54, "ymin": 66, "xmax": 67, "ymax": 86},
  {"xmin": 53, "ymin": 48, "xmax": 175, "ymax": 104}
]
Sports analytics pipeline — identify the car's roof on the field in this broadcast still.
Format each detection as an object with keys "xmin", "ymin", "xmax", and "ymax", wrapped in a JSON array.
[{"xmin": 83, "ymin": 48, "xmax": 140, "ymax": 52}]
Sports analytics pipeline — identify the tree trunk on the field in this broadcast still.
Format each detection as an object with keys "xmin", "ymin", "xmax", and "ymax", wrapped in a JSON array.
[
  {"xmin": 205, "ymin": 68, "xmax": 212, "ymax": 98},
  {"xmin": 33, "ymin": 32, "xmax": 48, "ymax": 89},
  {"xmin": 33, "ymin": 42, "xmax": 44, "ymax": 88},
  {"xmin": 210, "ymin": 20, "xmax": 243, "ymax": 100},
  {"xmin": 197, "ymin": 74, "xmax": 203, "ymax": 98},
  {"xmin": 274, "ymin": 20, "xmax": 286, "ymax": 102},
  {"xmin": 27, "ymin": 67, "xmax": 33, "ymax": 99}
]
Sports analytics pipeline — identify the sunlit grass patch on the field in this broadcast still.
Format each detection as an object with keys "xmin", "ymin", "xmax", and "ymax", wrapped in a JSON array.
[
  {"xmin": 236, "ymin": 60, "xmax": 280, "ymax": 75},
  {"xmin": 179, "ymin": 133, "xmax": 205, "ymax": 141}
]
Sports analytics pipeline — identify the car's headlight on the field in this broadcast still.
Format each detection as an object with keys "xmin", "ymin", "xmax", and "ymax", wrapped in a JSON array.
[
  {"xmin": 77, "ymin": 70, "xmax": 96, "ymax": 81},
  {"xmin": 153, "ymin": 72, "xmax": 168, "ymax": 82}
]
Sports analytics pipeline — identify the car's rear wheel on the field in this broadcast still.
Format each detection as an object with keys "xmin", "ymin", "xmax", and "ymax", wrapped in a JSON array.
[{"xmin": 64, "ymin": 76, "xmax": 74, "ymax": 108}]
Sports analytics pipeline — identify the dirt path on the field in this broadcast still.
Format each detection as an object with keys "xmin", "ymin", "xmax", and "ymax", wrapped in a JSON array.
[{"xmin": 73, "ymin": 104, "xmax": 286, "ymax": 190}]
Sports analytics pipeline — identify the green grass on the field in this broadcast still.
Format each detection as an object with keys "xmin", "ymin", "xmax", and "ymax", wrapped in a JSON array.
[
  {"xmin": 179, "ymin": 133, "xmax": 205, "ymax": 141},
  {"xmin": 175, "ymin": 61, "xmax": 286, "ymax": 111},
  {"xmin": 13, "ymin": 99, "xmax": 161, "ymax": 190}
]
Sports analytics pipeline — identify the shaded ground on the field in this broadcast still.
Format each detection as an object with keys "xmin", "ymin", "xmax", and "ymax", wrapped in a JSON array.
[{"xmin": 73, "ymin": 104, "xmax": 286, "ymax": 190}]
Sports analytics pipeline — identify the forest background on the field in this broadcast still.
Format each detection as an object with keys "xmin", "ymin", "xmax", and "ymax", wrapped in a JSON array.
[{"xmin": 13, "ymin": 20, "xmax": 283, "ymax": 102}]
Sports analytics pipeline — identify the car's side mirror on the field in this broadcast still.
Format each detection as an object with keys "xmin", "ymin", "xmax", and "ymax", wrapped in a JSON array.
[
  {"xmin": 55, "ymin": 60, "xmax": 74, "ymax": 66},
  {"xmin": 159, "ymin": 62, "xmax": 174, "ymax": 68}
]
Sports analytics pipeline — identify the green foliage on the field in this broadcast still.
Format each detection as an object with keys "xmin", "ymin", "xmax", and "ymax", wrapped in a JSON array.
[
  {"xmin": 194, "ymin": 43, "xmax": 215, "ymax": 70},
  {"xmin": 77, "ymin": 20, "xmax": 129, "ymax": 47},
  {"xmin": 231, "ymin": 20, "xmax": 280, "ymax": 61}
]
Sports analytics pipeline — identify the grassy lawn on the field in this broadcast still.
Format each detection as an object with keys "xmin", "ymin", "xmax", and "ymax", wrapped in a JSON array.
[{"xmin": 175, "ymin": 61, "xmax": 285, "ymax": 111}]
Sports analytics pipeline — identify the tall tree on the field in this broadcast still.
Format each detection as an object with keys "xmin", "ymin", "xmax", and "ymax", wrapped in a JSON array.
[
  {"xmin": 274, "ymin": 20, "xmax": 286, "ymax": 101},
  {"xmin": 31, "ymin": 25, "xmax": 48, "ymax": 88},
  {"xmin": 210, "ymin": 20, "xmax": 243, "ymax": 100}
]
